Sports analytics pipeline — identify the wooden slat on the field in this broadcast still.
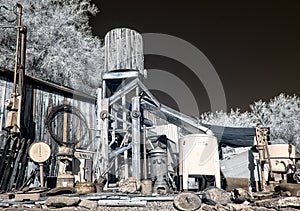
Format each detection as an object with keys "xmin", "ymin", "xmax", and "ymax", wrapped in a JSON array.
[
  {"xmin": 76, "ymin": 101, "xmax": 81, "ymax": 148},
  {"xmin": 0, "ymin": 80, "xmax": 7, "ymax": 131},
  {"xmin": 63, "ymin": 97, "xmax": 68, "ymax": 143}
]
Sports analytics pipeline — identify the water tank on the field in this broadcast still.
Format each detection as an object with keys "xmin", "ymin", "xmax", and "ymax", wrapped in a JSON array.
[
  {"xmin": 179, "ymin": 134, "xmax": 221, "ymax": 190},
  {"xmin": 104, "ymin": 28, "xmax": 144, "ymax": 74}
]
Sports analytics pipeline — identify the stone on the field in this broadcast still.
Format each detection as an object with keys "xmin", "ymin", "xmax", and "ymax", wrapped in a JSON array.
[
  {"xmin": 203, "ymin": 187, "xmax": 231, "ymax": 206},
  {"xmin": 45, "ymin": 196, "xmax": 80, "ymax": 208},
  {"xmin": 0, "ymin": 193, "xmax": 13, "ymax": 200},
  {"xmin": 278, "ymin": 183, "xmax": 300, "ymax": 197},
  {"xmin": 278, "ymin": 197, "xmax": 300, "ymax": 208},
  {"xmin": 75, "ymin": 182, "xmax": 96, "ymax": 195},
  {"xmin": 252, "ymin": 207, "xmax": 277, "ymax": 211},
  {"xmin": 173, "ymin": 192, "xmax": 201, "ymax": 211},
  {"xmin": 201, "ymin": 204, "xmax": 216, "ymax": 211},
  {"xmin": 14, "ymin": 193, "xmax": 40, "ymax": 202},
  {"xmin": 254, "ymin": 198, "xmax": 279, "ymax": 209},
  {"xmin": 216, "ymin": 203, "xmax": 231, "ymax": 211},
  {"xmin": 231, "ymin": 188, "xmax": 253, "ymax": 203},
  {"xmin": 118, "ymin": 177, "xmax": 141, "ymax": 193},
  {"xmin": 79, "ymin": 199, "xmax": 98, "ymax": 209},
  {"xmin": 227, "ymin": 203, "xmax": 253, "ymax": 211},
  {"xmin": 281, "ymin": 208, "xmax": 300, "ymax": 211},
  {"xmin": 46, "ymin": 187, "xmax": 76, "ymax": 196}
]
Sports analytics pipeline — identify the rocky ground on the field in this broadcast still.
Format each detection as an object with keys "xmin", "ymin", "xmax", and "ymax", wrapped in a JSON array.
[{"xmin": 0, "ymin": 187, "xmax": 299, "ymax": 211}]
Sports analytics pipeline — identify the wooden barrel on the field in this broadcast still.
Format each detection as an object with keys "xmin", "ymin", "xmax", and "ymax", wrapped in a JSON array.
[{"xmin": 104, "ymin": 28, "xmax": 144, "ymax": 74}]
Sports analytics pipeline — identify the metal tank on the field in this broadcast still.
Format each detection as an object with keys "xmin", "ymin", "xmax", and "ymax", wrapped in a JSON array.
[
  {"xmin": 179, "ymin": 134, "xmax": 221, "ymax": 190},
  {"xmin": 149, "ymin": 146, "xmax": 169, "ymax": 194}
]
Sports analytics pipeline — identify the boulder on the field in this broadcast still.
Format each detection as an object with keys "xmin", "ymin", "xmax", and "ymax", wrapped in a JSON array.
[
  {"xmin": 45, "ymin": 196, "xmax": 80, "ymax": 208},
  {"xmin": 118, "ymin": 177, "xmax": 141, "ymax": 193},
  {"xmin": 203, "ymin": 187, "xmax": 231, "ymax": 205},
  {"xmin": 79, "ymin": 199, "xmax": 98, "ymax": 209},
  {"xmin": 231, "ymin": 188, "xmax": 253, "ymax": 203}
]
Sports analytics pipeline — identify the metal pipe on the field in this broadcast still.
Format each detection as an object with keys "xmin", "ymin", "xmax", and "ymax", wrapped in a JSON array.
[
  {"xmin": 109, "ymin": 144, "xmax": 132, "ymax": 159},
  {"xmin": 12, "ymin": 4, "xmax": 22, "ymax": 95},
  {"xmin": 143, "ymin": 125, "xmax": 147, "ymax": 179},
  {"xmin": 39, "ymin": 163, "xmax": 44, "ymax": 187},
  {"xmin": 18, "ymin": 26, "xmax": 26, "ymax": 95}
]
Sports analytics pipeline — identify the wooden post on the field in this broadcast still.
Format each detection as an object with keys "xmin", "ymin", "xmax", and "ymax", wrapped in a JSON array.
[
  {"xmin": 131, "ymin": 96, "xmax": 141, "ymax": 179},
  {"xmin": 99, "ymin": 98, "xmax": 109, "ymax": 188},
  {"xmin": 122, "ymin": 96, "xmax": 128, "ymax": 178}
]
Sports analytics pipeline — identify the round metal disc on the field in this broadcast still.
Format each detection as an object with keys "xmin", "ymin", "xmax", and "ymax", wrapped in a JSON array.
[
  {"xmin": 174, "ymin": 192, "xmax": 202, "ymax": 211},
  {"xmin": 29, "ymin": 142, "xmax": 51, "ymax": 163}
]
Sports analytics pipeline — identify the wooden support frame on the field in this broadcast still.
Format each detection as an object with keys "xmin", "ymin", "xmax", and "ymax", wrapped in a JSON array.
[{"xmin": 131, "ymin": 96, "xmax": 141, "ymax": 179}]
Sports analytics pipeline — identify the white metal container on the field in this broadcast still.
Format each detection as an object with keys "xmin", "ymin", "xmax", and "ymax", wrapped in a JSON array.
[
  {"xmin": 265, "ymin": 144, "xmax": 296, "ymax": 174},
  {"xmin": 179, "ymin": 134, "xmax": 221, "ymax": 190}
]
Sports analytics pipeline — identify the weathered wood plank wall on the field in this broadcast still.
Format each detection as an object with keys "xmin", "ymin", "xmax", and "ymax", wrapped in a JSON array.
[{"xmin": 0, "ymin": 73, "xmax": 97, "ymax": 152}]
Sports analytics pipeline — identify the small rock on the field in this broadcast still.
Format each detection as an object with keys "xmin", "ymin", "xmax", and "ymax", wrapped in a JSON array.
[
  {"xmin": 203, "ymin": 187, "xmax": 231, "ymax": 206},
  {"xmin": 216, "ymin": 203, "xmax": 231, "ymax": 211},
  {"xmin": 45, "ymin": 196, "xmax": 80, "ymax": 208},
  {"xmin": 79, "ymin": 199, "xmax": 98, "ymax": 209},
  {"xmin": 201, "ymin": 204, "xmax": 216, "ymax": 211}
]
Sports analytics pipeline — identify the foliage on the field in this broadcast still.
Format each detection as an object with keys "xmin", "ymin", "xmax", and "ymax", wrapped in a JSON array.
[
  {"xmin": 0, "ymin": 0, "xmax": 103, "ymax": 95},
  {"xmin": 200, "ymin": 93, "xmax": 300, "ymax": 154}
]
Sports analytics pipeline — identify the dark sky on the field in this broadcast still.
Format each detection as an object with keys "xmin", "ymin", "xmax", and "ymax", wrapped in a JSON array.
[{"xmin": 90, "ymin": 0, "xmax": 300, "ymax": 113}]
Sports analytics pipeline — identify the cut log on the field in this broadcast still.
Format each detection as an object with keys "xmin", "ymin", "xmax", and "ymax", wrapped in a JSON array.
[{"xmin": 173, "ymin": 192, "xmax": 202, "ymax": 211}]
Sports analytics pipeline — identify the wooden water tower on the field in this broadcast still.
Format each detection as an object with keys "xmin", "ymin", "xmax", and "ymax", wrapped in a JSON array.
[{"xmin": 97, "ymin": 28, "xmax": 146, "ymax": 188}]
